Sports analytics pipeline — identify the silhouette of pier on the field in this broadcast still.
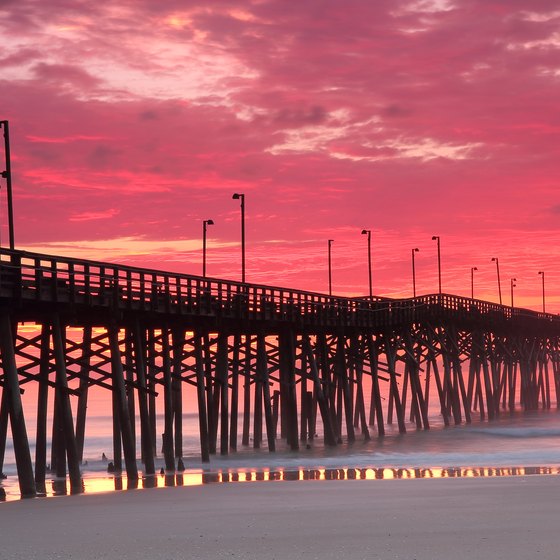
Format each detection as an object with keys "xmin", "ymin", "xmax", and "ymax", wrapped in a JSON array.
[{"xmin": 1, "ymin": 248, "xmax": 559, "ymax": 498}]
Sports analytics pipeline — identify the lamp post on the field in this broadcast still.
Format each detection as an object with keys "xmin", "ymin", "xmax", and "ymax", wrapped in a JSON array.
[
  {"xmin": 538, "ymin": 271, "xmax": 545, "ymax": 313},
  {"xmin": 232, "ymin": 193, "xmax": 245, "ymax": 283},
  {"xmin": 361, "ymin": 229, "xmax": 372, "ymax": 298},
  {"xmin": 328, "ymin": 239, "xmax": 333, "ymax": 296},
  {"xmin": 510, "ymin": 278, "xmax": 516, "ymax": 308},
  {"xmin": 471, "ymin": 267, "xmax": 478, "ymax": 300},
  {"xmin": 0, "ymin": 120, "xmax": 15, "ymax": 250},
  {"xmin": 202, "ymin": 219, "xmax": 214, "ymax": 277},
  {"xmin": 412, "ymin": 248, "xmax": 419, "ymax": 297},
  {"xmin": 491, "ymin": 257, "xmax": 502, "ymax": 305},
  {"xmin": 431, "ymin": 235, "xmax": 441, "ymax": 294}
]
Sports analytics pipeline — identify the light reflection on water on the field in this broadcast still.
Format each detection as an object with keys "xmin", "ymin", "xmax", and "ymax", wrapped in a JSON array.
[
  {"xmin": 2, "ymin": 464, "xmax": 559, "ymax": 503},
  {"xmin": 3, "ymin": 409, "xmax": 560, "ymax": 502}
]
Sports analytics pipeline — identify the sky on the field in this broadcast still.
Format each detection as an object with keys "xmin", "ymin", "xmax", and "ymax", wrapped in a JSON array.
[{"xmin": 1, "ymin": 0, "xmax": 559, "ymax": 310}]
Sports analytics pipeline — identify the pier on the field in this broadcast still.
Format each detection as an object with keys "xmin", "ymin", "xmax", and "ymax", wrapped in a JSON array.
[{"xmin": 1, "ymin": 248, "xmax": 559, "ymax": 498}]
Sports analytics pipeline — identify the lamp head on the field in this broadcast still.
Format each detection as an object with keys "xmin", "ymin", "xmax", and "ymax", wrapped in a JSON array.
[
  {"xmin": 206, "ymin": 219, "xmax": 214, "ymax": 226},
  {"xmin": 413, "ymin": 247, "xmax": 419, "ymax": 252},
  {"xmin": 432, "ymin": 235, "xmax": 438, "ymax": 241},
  {"xmin": 232, "ymin": 193, "xmax": 243, "ymax": 200},
  {"xmin": 491, "ymin": 257, "xmax": 497, "ymax": 262},
  {"xmin": 538, "ymin": 271, "xmax": 544, "ymax": 275},
  {"xmin": 361, "ymin": 229, "xmax": 370, "ymax": 235}
]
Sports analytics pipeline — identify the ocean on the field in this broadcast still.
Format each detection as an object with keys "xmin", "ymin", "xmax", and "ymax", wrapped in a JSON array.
[{"xmin": 2, "ymin": 402, "xmax": 560, "ymax": 502}]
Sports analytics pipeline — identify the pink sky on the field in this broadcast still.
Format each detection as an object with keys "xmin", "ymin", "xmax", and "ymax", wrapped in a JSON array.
[{"xmin": 1, "ymin": 1, "xmax": 559, "ymax": 310}]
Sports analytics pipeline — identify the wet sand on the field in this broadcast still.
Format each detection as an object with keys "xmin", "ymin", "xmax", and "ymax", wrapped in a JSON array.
[{"xmin": 1, "ymin": 475, "xmax": 558, "ymax": 559}]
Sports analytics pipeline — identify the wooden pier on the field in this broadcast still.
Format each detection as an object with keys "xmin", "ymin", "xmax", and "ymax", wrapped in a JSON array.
[{"xmin": 1, "ymin": 248, "xmax": 559, "ymax": 498}]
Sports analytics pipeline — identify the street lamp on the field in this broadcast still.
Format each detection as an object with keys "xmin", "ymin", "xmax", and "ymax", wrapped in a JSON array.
[
  {"xmin": 470, "ymin": 267, "xmax": 478, "ymax": 300},
  {"xmin": 328, "ymin": 239, "xmax": 334, "ymax": 296},
  {"xmin": 202, "ymin": 219, "xmax": 214, "ymax": 277},
  {"xmin": 431, "ymin": 236, "xmax": 441, "ymax": 294},
  {"xmin": 0, "ymin": 120, "xmax": 15, "ymax": 250},
  {"xmin": 361, "ymin": 229, "xmax": 372, "ymax": 298},
  {"xmin": 411, "ymin": 248, "xmax": 419, "ymax": 298},
  {"xmin": 538, "ymin": 271, "xmax": 545, "ymax": 313},
  {"xmin": 491, "ymin": 257, "xmax": 502, "ymax": 305},
  {"xmin": 232, "ymin": 193, "xmax": 245, "ymax": 283},
  {"xmin": 510, "ymin": 278, "xmax": 516, "ymax": 308}
]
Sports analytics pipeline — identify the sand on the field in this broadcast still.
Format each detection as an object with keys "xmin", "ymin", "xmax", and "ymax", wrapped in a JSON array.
[{"xmin": 0, "ymin": 475, "xmax": 558, "ymax": 560}]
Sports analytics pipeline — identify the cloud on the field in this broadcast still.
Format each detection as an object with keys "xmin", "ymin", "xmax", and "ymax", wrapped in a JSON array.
[
  {"xmin": 32, "ymin": 63, "xmax": 101, "ymax": 88},
  {"xmin": 69, "ymin": 209, "xmax": 121, "ymax": 222},
  {"xmin": 1, "ymin": 0, "xmax": 560, "ymax": 311}
]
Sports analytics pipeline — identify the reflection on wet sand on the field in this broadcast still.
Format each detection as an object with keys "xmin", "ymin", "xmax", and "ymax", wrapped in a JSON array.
[
  {"xmin": 200, "ymin": 465, "xmax": 560, "ymax": 484},
  {"xmin": 101, "ymin": 464, "xmax": 560, "ymax": 493},
  {"xmin": 2, "ymin": 464, "xmax": 557, "ymax": 502}
]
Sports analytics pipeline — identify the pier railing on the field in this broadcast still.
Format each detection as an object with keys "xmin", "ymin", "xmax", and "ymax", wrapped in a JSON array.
[{"xmin": 0, "ymin": 248, "xmax": 558, "ymax": 332}]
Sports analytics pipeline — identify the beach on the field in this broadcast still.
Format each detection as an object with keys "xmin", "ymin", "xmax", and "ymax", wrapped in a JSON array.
[{"xmin": 1, "ymin": 475, "xmax": 558, "ymax": 560}]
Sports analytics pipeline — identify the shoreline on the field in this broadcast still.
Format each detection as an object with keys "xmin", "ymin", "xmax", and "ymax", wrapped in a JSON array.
[{"xmin": 2, "ymin": 476, "xmax": 560, "ymax": 559}]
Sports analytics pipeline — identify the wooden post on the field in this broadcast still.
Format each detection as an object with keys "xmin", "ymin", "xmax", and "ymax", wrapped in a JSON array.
[
  {"xmin": 161, "ymin": 328, "xmax": 175, "ymax": 470},
  {"xmin": 300, "ymin": 348, "xmax": 308, "ymax": 441},
  {"xmin": 75, "ymin": 326, "xmax": 92, "ymax": 463},
  {"xmin": 0, "ymin": 315, "xmax": 36, "ymax": 497},
  {"xmin": 453, "ymin": 354, "xmax": 471, "ymax": 424},
  {"xmin": 147, "ymin": 329, "xmax": 157, "ymax": 456},
  {"xmin": 253, "ymin": 334, "xmax": 263, "ymax": 449},
  {"xmin": 194, "ymin": 334, "xmax": 210, "ymax": 463},
  {"xmin": 404, "ymin": 335, "xmax": 430, "ymax": 430},
  {"xmin": 111, "ymin": 384, "xmax": 122, "ymax": 472},
  {"xmin": 257, "ymin": 333, "xmax": 276, "ymax": 452},
  {"xmin": 544, "ymin": 356, "xmax": 551, "ymax": 409},
  {"xmin": 279, "ymin": 330, "xmax": 299, "ymax": 450},
  {"xmin": 0, "ymin": 389, "xmax": 8, "ymax": 475},
  {"xmin": 125, "ymin": 331, "xmax": 136, "ymax": 452},
  {"xmin": 401, "ymin": 364, "xmax": 410, "ymax": 423},
  {"xmin": 442, "ymin": 349, "xmax": 462, "ymax": 424},
  {"xmin": 474, "ymin": 357, "xmax": 486, "ymax": 420},
  {"xmin": 242, "ymin": 335, "xmax": 252, "ymax": 446},
  {"xmin": 52, "ymin": 316, "xmax": 82, "ymax": 493},
  {"xmin": 366, "ymin": 335, "xmax": 385, "ymax": 437},
  {"xmin": 307, "ymin": 391, "xmax": 315, "ymax": 441},
  {"xmin": 384, "ymin": 335, "xmax": 406, "ymax": 434},
  {"xmin": 108, "ymin": 325, "xmax": 139, "ymax": 481},
  {"xmin": 172, "ymin": 328, "xmax": 185, "ymax": 459},
  {"xmin": 229, "ymin": 334, "xmax": 240, "ymax": 451},
  {"xmin": 132, "ymin": 323, "xmax": 155, "ymax": 475},
  {"xmin": 216, "ymin": 333, "xmax": 229, "ymax": 455},
  {"xmin": 466, "ymin": 346, "xmax": 476, "ymax": 413},
  {"xmin": 35, "ymin": 323, "xmax": 51, "ymax": 494},
  {"xmin": 51, "ymin": 388, "xmax": 66, "ymax": 478},
  {"xmin": 302, "ymin": 335, "xmax": 336, "ymax": 446},
  {"xmin": 351, "ymin": 337, "xmax": 370, "ymax": 440},
  {"xmin": 161, "ymin": 327, "xmax": 175, "ymax": 471},
  {"xmin": 335, "ymin": 336, "xmax": 355, "ymax": 443},
  {"xmin": 203, "ymin": 334, "xmax": 217, "ymax": 454},
  {"xmin": 480, "ymin": 341, "xmax": 495, "ymax": 420},
  {"xmin": 506, "ymin": 358, "xmax": 516, "ymax": 412},
  {"xmin": 424, "ymin": 357, "xmax": 432, "ymax": 412},
  {"xmin": 272, "ymin": 390, "xmax": 280, "ymax": 439}
]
